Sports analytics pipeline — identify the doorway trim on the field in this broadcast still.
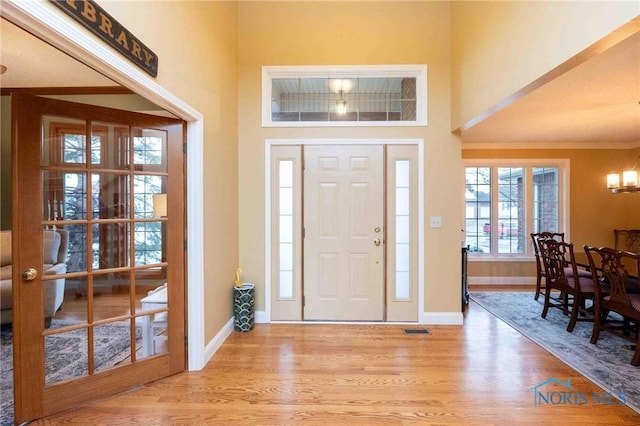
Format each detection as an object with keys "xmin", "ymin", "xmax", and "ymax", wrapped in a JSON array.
[
  {"xmin": 264, "ymin": 138, "xmax": 425, "ymax": 323},
  {"xmin": 2, "ymin": 0, "xmax": 206, "ymax": 370}
]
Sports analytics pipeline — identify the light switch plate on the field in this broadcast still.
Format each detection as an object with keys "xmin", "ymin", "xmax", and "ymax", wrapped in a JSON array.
[{"xmin": 430, "ymin": 216, "xmax": 442, "ymax": 228}]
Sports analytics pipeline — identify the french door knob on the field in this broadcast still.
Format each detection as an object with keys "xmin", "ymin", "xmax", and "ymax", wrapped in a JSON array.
[
  {"xmin": 22, "ymin": 268, "xmax": 38, "ymax": 281},
  {"xmin": 374, "ymin": 238, "xmax": 381, "ymax": 246}
]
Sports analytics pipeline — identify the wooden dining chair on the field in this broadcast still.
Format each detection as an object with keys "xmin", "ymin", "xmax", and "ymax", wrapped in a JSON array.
[
  {"xmin": 538, "ymin": 238, "xmax": 596, "ymax": 332},
  {"xmin": 614, "ymin": 229, "xmax": 640, "ymax": 254},
  {"xmin": 584, "ymin": 246, "xmax": 640, "ymax": 366},
  {"xmin": 531, "ymin": 232, "xmax": 565, "ymax": 301}
]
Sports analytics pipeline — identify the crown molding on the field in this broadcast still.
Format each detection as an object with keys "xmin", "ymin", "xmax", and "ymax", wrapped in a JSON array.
[{"xmin": 462, "ymin": 141, "xmax": 640, "ymax": 150}]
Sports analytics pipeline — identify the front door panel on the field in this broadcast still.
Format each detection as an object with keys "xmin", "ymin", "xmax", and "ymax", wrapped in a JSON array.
[{"xmin": 304, "ymin": 145, "xmax": 384, "ymax": 321}]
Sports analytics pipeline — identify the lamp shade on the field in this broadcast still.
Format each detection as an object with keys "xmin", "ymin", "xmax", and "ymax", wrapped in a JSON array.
[
  {"xmin": 607, "ymin": 173, "xmax": 620, "ymax": 189},
  {"xmin": 622, "ymin": 170, "xmax": 638, "ymax": 187},
  {"xmin": 152, "ymin": 194, "xmax": 167, "ymax": 217}
]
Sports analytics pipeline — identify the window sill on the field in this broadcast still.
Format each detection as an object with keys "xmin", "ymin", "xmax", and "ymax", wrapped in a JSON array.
[{"xmin": 468, "ymin": 255, "xmax": 535, "ymax": 263}]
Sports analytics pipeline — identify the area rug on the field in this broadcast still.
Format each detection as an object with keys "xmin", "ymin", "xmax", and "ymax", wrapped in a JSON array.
[
  {"xmin": 0, "ymin": 321, "xmax": 141, "ymax": 426},
  {"xmin": 471, "ymin": 291, "xmax": 640, "ymax": 414}
]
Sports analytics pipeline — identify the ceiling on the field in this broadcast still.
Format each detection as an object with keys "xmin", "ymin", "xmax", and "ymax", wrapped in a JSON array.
[
  {"xmin": 1, "ymin": 18, "xmax": 639, "ymax": 148},
  {"xmin": 460, "ymin": 30, "xmax": 640, "ymax": 148},
  {"xmin": 0, "ymin": 19, "xmax": 117, "ymax": 88}
]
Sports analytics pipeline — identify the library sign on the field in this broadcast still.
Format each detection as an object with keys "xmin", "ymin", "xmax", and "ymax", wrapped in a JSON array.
[{"xmin": 50, "ymin": 0, "xmax": 158, "ymax": 77}]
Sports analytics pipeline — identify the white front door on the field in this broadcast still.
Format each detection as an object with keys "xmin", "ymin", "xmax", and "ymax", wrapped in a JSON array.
[{"xmin": 303, "ymin": 145, "xmax": 384, "ymax": 321}]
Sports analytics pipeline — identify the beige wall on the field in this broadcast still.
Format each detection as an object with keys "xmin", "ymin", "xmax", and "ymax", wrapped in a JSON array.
[
  {"xmin": 13, "ymin": 0, "xmax": 633, "ymax": 336},
  {"xmin": 238, "ymin": 1, "xmax": 463, "ymax": 314},
  {"xmin": 451, "ymin": 1, "xmax": 639, "ymax": 129},
  {"xmin": 100, "ymin": 1, "xmax": 239, "ymax": 342},
  {"xmin": 463, "ymin": 147, "xmax": 640, "ymax": 278}
]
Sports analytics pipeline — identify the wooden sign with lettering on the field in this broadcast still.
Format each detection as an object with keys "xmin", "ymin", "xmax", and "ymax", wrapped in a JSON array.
[{"xmin": 50, "ymin": 0, "xmax": 158, "ymax": 77}]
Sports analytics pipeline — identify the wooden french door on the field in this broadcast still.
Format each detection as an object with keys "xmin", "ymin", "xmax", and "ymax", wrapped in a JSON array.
[
  {"xmin": 303, "ymin": 145, "xmax": 385, "ymax": 321},
  {"xmin": 11, "ymin": 94, "xmax": 185, "ymax": 423}
]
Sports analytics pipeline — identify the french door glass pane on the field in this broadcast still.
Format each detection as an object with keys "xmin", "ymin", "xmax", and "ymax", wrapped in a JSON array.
[
  {"xmin": 93, "ymin": 272, "xmax": 131, "ymax": 320},
  {"xmin": 92, "ymin": 122, "xmax": 130, "ymax": 169},
  {"xmin": 132, "ymin": 128, "xmax": 167, "ymax": 172},
  {"xmin": 134, "ymin": 222, "xmax": 164, "ymax": 266},
  {"xmin": 94, "ymin": 320, "xmax": 134, "ymax": 372},
  {"xmin": 92, "ymin": 223, "xmax": 129, "ymax": 270},
  {"xmin": 63, "ymin": 132, "xmax": 86, "ymax": 164},
  {"xmin": 136, "ymin": 273, "xmax": 169, "ymax": 359},
  {"xmin": 92, "ymin": 173, "xmax": 129, "ymax": 219},
  {"xmin": 63, "ymin": 224, "xmax": 88, "ymax": 273},
  {"xmin": 41, "ymin": 116, "xmax": 85, "ymax": 166},
  {"xmin": 45, "ymin": 327, "xmax": 89, "ymax": 386},
  {"xmin": 133, "ymin": 175, "xmax": 166, "ymax": 219},
  {"xmin": 42, "ymin": 171, "xmax": 87, "ymax": 221},
  {"xmin": 88, "ymin": 123, "xmax": 107, "ymax": 165}
]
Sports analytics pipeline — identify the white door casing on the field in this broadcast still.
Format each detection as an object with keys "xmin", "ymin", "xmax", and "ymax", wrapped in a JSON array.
[
  {"xmin": 1, "ymin": 0, "xmax": 206, "ymax": 370},
  {"xmin": 303, "ymin": 145, "xmax": 385, "ymax": 321}
]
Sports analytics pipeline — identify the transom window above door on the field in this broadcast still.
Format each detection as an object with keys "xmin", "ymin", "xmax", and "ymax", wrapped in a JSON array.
[{"xmin": 262, "ymin": 65, "xmax": 427, "ymax": 127}]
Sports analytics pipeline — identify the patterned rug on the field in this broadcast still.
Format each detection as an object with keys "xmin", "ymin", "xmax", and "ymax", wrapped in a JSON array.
[
  {"xmin": 0, "ymin": 321, "xmax": 141, "ymax": 426},
  {"xmin": 471, "ymin": 291, "xmax": 640, "ymax": 413}
]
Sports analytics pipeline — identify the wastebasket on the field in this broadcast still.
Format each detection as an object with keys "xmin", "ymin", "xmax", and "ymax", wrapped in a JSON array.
[{"xmin": 233, "ymin": 283, "xmax": 255, "ymax": 332}]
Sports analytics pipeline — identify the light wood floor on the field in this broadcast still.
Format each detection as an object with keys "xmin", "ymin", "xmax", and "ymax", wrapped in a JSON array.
[{"xmin": 31, "ymin": 295, "xmax": 640, "ymax": 425}]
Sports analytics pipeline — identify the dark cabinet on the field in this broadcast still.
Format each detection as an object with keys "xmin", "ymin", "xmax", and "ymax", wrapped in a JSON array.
[{"xmin": 462, "ymin": 245, "xmax": 469, "ymax": 312}]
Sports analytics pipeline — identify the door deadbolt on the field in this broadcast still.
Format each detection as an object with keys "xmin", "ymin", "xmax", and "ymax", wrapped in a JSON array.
[
  {"xmin": 22, "ymin": 268, "xmax": 38, "ymax": 281},
  {"xmin": 374, "ymin": 227, "xmax": 381, "ymax": 233},
  {"xmin": 373, "ymin": 238, "xmax": 381, "ymax": 246}
]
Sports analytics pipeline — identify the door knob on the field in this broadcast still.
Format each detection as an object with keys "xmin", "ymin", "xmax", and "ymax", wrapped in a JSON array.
[
  {"xmin": 373, "ymin": 238, "xmax": 381, "ymax": 246},
  {"xmin": 22, "ymin": 268, "xmax": 38, "ymax": 281}
]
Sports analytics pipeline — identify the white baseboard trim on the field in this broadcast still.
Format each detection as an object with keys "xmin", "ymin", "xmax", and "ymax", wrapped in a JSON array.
[
  {"xmin": 258, "ymin": 310, "xmax": 462, "ymax": 325},
  {"xmin": 468, "ymin": 276, "xmax": 536, "ymax": 286},
  {"xmin": 269, "ymin": 320, "xmax": 419, "ymax": 325},
  {"xmin": 203, "ymin": 317, "xmax": 234, "ymax": 366},
  {"xmin": 255, "ymin": 310, "xmax": 268, "ymax": 323},
  {"xmin": 422, "ymin": 312, "xmax": 463, "ymax": 325}
]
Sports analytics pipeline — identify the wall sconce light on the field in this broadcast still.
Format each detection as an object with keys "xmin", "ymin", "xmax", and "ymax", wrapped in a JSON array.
[
  {"xmin": 336, "ymin": 89, "xmax": 347, "ymax": 115},
  {"xmin": 607, "ymin": 157, "xmax": 640, "ymax": 193},
  {"xmin": 152, "ymin": 193, "xmax": 167, "ymax": 216}
]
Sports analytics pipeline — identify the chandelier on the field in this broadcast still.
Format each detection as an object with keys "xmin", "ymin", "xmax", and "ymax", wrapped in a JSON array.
[
  {"xmin": 607, "ymin": 156, "xmax": 640, "ymax": 193},
  {"xmin": 335, "ymin": 90, "xmax": 347, "ymax": 115},
  {"xmin": 330, "ymin": 79, "xmax": 352, "ymax": 116}
]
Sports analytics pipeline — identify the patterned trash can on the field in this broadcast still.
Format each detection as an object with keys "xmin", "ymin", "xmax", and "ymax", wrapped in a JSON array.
[{"xmin": 233, "ymin": 283, "xmax": 255, "ymax": 332}]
